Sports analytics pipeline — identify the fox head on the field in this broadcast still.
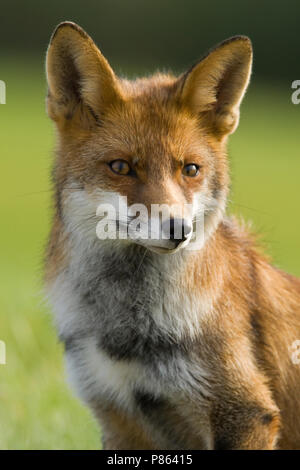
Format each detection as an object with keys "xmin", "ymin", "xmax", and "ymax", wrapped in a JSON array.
[{"xmin": 46, "ymin": 22, "xmax": 252, "ymax": 254}]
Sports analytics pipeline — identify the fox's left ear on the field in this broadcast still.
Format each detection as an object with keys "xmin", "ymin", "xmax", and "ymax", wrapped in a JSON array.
[{"xmin": 178, "ymin": 36, "xmax": 252, "ymax": 137}]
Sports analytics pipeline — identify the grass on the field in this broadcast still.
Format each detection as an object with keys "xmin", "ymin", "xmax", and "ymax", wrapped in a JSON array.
[{"xmin": 0, "ymin": 58, "xmax": 299, "ymax": 449}]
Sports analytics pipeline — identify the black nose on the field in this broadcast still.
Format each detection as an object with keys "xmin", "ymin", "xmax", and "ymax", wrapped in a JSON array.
[{"xmin": 162, "ymin": 218, "xmax": 192, "ymax": 245}]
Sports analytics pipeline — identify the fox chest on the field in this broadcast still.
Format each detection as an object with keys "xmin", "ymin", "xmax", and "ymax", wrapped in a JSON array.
[
  {"xmin": 53, "ymin": 248, "xmax": 210, "ymax": 415},
  {"xmin": 66, "ymin": 248, "xmax": 199, "ymax": 363}
]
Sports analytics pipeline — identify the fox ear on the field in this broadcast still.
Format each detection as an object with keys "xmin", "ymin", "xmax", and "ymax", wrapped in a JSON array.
[
  {"xmin": 46, "ymin": 21, "xmax": 122, "ymax": 125},
  {"xmin": 179, "ymin": 36, "xmax": 252, "ymax": 137}
]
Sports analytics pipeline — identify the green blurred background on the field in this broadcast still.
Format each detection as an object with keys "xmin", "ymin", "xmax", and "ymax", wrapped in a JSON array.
[{"xmin": 1, "ymin": 0, "xmax": 299, "ymax": 450}]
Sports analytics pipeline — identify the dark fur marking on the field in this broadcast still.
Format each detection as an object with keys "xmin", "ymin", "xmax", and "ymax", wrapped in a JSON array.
[
  {"xmin": 250, "ymin": 311, "xmax": 264, "ymax": 348},
  {"xmin": 59, "ymin": 332, "xmax": 91, "ymax": 352},
  {"xmin": 87, "ymin": 105, "xmax": 103, "ymax": 127},
  {"xmin": 134, "ymin": 390, "xmax": 165, "ymax": 416},
  {"xmin": 73, "ymin": 244, "xmax": 194, "ymax": 364},
  {"xmin": 261, "ymin": 412, "xmax": 274, "ymax": 425},
  {"xmin": 212, "ymin": 398, "xmax": 263, "ymax": 450},
  {"xmin": 97, "ymin": 309, "xmax": 192, "ymax": 363},
  {"xmin": 50, "ymin": 166, "xmax": 63, "ymax": 221},
  {"xmin": 211, "ymin": 172, "xmax": 222, "ymax": 199},
  {"xmin": 248, "ymin": 255, "xmax": 276, "ymax": 379},
  {"xmin": 134, "ymin": 390, "xmax": 191, "ymax": 449},
  {"xmin": 214, "ymin": 435, "xmax": 234, "ymax": 450}
]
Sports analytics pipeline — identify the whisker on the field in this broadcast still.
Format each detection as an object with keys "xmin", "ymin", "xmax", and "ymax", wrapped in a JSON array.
[
  {"xmin": 228, "ymin": 199, "xmax": 271, "ymax": 216},
  {"xmin": 16, "ymin": 187, "xmax": 83, "ymax": 198}
]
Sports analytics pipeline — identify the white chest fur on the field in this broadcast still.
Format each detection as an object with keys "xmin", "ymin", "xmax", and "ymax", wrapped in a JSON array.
[{"xmin": 47, "ymin": 242, "xmax": 212, "ymax": 413}]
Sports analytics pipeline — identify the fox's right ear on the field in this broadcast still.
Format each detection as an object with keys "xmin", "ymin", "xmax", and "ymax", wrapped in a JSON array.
[{"xmin": 46, "ymin": 21, "xmax": 122, "ymax": 125}]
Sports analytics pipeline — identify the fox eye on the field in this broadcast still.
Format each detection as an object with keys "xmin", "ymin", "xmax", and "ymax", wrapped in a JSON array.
[
  {"xmin": 109, "ymin": 159, "xmax": 131, "ymax": 175},
  {"xmin": 182, "ymin": 163, "xmax": 200, "ymax": 177}
]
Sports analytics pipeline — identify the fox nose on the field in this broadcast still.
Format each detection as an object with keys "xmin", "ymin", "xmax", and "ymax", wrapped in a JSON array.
[{"xmin": 162, "ymin": 218, "xmax": 193, "ymax": 246}]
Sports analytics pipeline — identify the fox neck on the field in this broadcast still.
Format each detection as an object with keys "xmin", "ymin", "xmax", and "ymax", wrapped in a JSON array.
[
  {"xmin": 46, "ymin": 207, "xmax": 232, "ymax": 353},
  {"xmin": 64, "ymin": 209, "xmax": 227, "ymax": 306}
]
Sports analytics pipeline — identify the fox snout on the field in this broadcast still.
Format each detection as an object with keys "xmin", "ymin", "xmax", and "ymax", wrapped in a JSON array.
[
  {"xmin": 137, "ymin": 214, "xmax": 194, "ymax": 254},
  {"xmin": 162, "ymin": 218, "xmax": 193, "ymax": 246},
  {"xmin": 126, "ymin": 203, "xmax": 195, "ymax": 253}
]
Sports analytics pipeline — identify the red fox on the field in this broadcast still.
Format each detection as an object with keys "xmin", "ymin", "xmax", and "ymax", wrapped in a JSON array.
[{"xmin": 45, "ymin": 21, "xmax": 300, "ymax": 449}]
